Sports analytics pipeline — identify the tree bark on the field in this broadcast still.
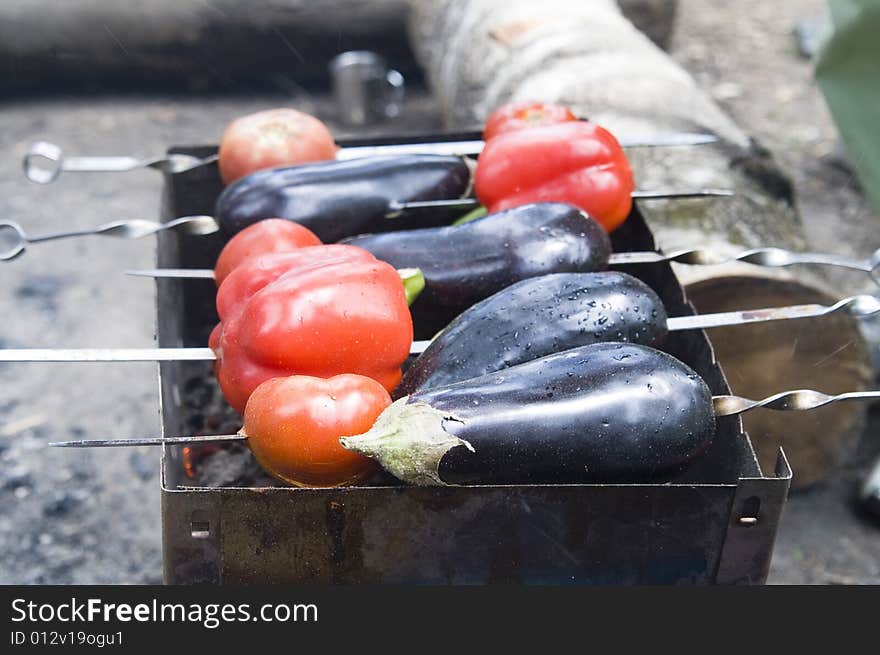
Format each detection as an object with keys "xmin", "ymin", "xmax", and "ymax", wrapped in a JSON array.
[{"xmin": 619, "ymin": 0, "xmax": 679, "ymax": 48}]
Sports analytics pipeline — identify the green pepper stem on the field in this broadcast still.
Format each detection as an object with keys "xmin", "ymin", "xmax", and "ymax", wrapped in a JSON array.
[
  {"xmin": 397, "ymin": 268, "xmax": 426, "ymax": 305},
  {"xmin": 451, "ymin": 205, "xmax": 488, "ymax": 226}
]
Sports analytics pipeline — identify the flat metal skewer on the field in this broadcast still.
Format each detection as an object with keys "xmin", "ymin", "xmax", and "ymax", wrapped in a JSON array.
[
  {"xmin": 129, "ymin": 268, "xmax": 216, "ymax": 279},
  {"xmin": 49, "ymin": 388, "xmax": 880, "ymax": 448},
  {"xmin": 24, "ymin": 132, "xmax": 718, "ymax": 183},
  {"xmin": 385, "ymin": 189, "xmax": 733, "ymax": 216},
  {"xmin": 50, "ymin": 434, "xmax": 246, "ymax": 447},
  {"xmin": 665, "ymin": 294, "xmax": 880, "ymax": 331},
  {"xmin": 129, "ymin": 246, "xmax": 880, "ymax": 281},
  {"xmin": 0, "ymin": 347, "xmax": 217, "ymax": 362},
  {"xmin": 2, "ymin": 294, "xmax": 877, "ymax": 362},
  {"xmin": 337, "ymin": 131, "xmax": 718, "ymax": 159},
  {"xmin": 0, "ymin": 187, "xmax": 732, "ymax": 261}
]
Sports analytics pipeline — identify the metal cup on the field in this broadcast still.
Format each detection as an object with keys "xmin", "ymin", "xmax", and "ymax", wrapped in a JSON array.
[{"xmin": 329, "ymin": 51, "xmax": 405, "ymax": 126}]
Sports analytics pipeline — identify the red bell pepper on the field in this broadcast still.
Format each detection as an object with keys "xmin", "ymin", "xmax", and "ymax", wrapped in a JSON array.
[
  {"xmin": 474, "ymin": 121, "xmax": 635, "ymax": 232},
  {"xmin": 215, "ymin": 247, "xmax": 424, "ymax": 319},
  {"xmin": 215, "ymin": 245, "xmax": 371, "ymax": 319},
  {"xmin": 210, "ymin": 244, "xmax": 413, "ymax": 414},
  {"xmin": 483, "ymin": 101, "xmax": 577, "ymax": 140}
]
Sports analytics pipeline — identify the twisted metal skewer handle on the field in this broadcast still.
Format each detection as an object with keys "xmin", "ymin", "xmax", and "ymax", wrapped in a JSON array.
[
  {"xmin": 708, "ymin": 291, "xmax": 880, "ymax": 419},
  {"xmin": 73, "ymin": 216, "xmax": 220, "ymax": 240},
  {"xmin": 818, "ymin": 293, "xmax": 880, "ymax": 318},
  {"xmin": 0, "ymin": 216, "xmax": 218, "ymax": 261},
  {"xmin": 612, "ymin": 246, "xmax": 880, "ymax": 280},
  {"xmin": 23, "ymin": 141, "xmax": 217, "ymax": 184},
  {"xmin": 714, "ymin": 389, "xmax": 880, "ymax": 417}
]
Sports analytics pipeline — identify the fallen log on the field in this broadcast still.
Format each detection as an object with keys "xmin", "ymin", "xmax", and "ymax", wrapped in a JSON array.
[{"xmin": 0, "ymin": 0, "xmax": 417, "ymax": 92}]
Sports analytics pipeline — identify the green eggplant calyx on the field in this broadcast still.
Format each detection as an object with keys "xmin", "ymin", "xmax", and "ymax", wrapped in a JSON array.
[
  {"xmin": 397, "ymin": 268, "xmax": 426, "ymax": 306},
  {"xmin": 339, "ymin": 398, "xmax": 472, "ymax": 486}
]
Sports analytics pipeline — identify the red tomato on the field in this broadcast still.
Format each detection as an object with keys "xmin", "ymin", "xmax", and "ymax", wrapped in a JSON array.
[
  {"xmin": 213, "ymin": 219, "xmax": 322, "ymax": 285},
  {"xmin": 217, "ymin": 108, "xmax": 338, "ymax": 185},
  {"xmin": 243, "ymin": 374, "xmax": 390, "ymax": 487},
  {"xmin": 483, "ymin": 101, "xmax": 578, "ymax": 141}
]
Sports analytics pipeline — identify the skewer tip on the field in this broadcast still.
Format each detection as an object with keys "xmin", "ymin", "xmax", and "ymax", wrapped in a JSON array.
[{"xmin": 47, "ymin": 434, "xmax": 246, "ymax": 447}]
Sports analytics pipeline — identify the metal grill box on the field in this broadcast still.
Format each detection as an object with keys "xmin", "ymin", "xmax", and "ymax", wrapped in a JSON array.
[{"xmin": 156, "ymin": 135, "xmax": 790, "ymax": 584}]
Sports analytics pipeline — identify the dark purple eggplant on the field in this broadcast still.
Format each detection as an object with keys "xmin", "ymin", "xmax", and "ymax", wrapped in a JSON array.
[
  {"xmin": 343, "ymin": 202, "xmax": 612, "ymax": 337},
  {"xmin": 215, "ymin": 155, "xmax": 471, "ymax": 242},
  {"xmin": 396, "ymin": 271, "xmax": 665, "ymax": 397},
  {"xmin": 341, "ymin": 342, "xmax": 715, "ymax": 485}
]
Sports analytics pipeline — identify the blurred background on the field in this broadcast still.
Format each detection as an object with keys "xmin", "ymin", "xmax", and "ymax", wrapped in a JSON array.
[{"xmin": 0, "ymin": 0, "xmax": 878, "ymax": 584}]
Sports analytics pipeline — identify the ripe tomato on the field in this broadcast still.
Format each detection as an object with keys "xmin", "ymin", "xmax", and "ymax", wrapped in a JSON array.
[
  {"xmin": 483, "ymin": 101, "xmax": 578, "ymax": 141},
  {"xmin": 213, "ymin": 219, "xmax": 322, "ymax": 285},
  {"xmin": 217, "ymin": 108, "xmax": 338, "ymax": 185},
  {"xmin": 243, "ymin": 374, "xmax": 390, "ymax": 487}
]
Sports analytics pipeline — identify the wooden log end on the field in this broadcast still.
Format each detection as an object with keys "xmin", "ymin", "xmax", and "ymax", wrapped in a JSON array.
[{"xmin": 686, "ymin": 275, "xmax": 872, "ymax": 490}]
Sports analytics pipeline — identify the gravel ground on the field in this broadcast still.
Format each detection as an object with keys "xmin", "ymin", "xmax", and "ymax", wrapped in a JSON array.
[{"xmin": 1, "ymin": 0, "xmax": 878, "ymax": 584}]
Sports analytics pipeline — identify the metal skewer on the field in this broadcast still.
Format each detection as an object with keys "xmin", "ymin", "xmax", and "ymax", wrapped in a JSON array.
[
  {"xmin": 664, "ymin": 293, "xmax": 880, "ymax": 330},
  {"xmin": 0, "ymin": 216, "xmax": 217, "ymax": 261},
  {"xmin": 0, "ymin": 186, "xmax": 732, "ymax": 261},
  {"xmin": 2, "ymin": 294, "xmax": 877, "ymax": 362},
  {"xmin": 336, "ymin": 131, "xmax": 718, "ymax": 159},
  {"xmin": 0, "ymin": 347, "xmax": 218, "ymax": 362},
  {"xmin": 610, "ymin": 245, "xmax": 880, "ymax": 274},
  {"xmin": 51, "ymin": 434, "xmax": 247, "ymax": 447},
  {"xmin": 129, "ymin": 268, "xmax": 216, "ymax": 279},
  {"xmin": 24, "ymin": 132, "xmax": 718, "ymax": 184},
  {"xmin": 712, "ymin": 390, "xmax": 880, "ymax": 416},
  {"xmin": 48, "ymin": 387, "xmax": 880, "ymax": 448},
  {"xmin": 385, "ymin": 189, "xmax": 733, "ymax": 216},
  {"xmin": 129, "ymin": 245, "xmax": 880, "ymax": 282}
]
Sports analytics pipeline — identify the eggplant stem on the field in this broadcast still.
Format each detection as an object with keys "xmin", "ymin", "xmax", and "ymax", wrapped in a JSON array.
[{"xmin": 339, "ymin": 398, "xmax": 472, "ymax": 486}]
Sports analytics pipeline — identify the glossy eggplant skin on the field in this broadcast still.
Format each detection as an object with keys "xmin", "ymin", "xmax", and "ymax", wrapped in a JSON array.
[
  {"xmin": 344, "ymin": 202, "xmax": 612, "ymax": 337},
  {"xmin": 416, "ymin": 343, "xmax": 715, "ymax": 485},
  {"xmin": 215, "ymin": 155, "xmax": 471, "ymax": 242},
  {"xmin": 396, "ymin": 271, "xmax": 667, "ymax": 397}
]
